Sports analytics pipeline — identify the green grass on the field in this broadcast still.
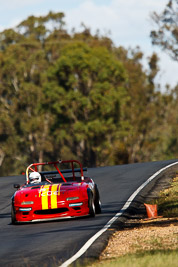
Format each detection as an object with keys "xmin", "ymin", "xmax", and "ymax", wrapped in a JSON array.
[
  {"xmin": 91, "ymin": 250, "xmax": 178, "ymax": 267},
  {"xmin": 150, "ymin": 174, "xmax": 178, "ymax": 217}
]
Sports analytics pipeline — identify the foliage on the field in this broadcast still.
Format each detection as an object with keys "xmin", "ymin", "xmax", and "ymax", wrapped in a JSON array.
[
  {"xmin": 150, "ymin": 0, "xmax": 178, "ymax": 61},
  {"xmin": 151, "ymin": 174, "xmax": 178, "ymax": 217},
  {"xmin": 0, "ymin": 11, "xmax": 177, "ymax": 175}
]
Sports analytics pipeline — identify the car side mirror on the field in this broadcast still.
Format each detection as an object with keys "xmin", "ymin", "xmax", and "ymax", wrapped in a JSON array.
[{"xmin": 14, "ymin": 184, "xmax": 20, "ymax": 189}]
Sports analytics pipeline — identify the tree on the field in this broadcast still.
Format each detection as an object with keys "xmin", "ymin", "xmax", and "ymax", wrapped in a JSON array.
[
  {"xmin": 113, "ymin": 47, "xmax": 169, "ymax": 163},
  {"xmin": 150, "ymin": 0, "xmax": 178, "ymax": 61},
  {"xmin": 45, "ymin": 41, "xmax": 127, "ymax": 166},
  {"xmin": 0, "ymin": 11, "xmax": 177, "ymax": 176},
  {"xmin": 17, "ymin": 12, "xmax": 65, "ymax": 42}
]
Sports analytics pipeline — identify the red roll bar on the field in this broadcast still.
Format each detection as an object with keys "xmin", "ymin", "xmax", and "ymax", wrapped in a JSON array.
[{"xmin": 26, "ymin": 160, "xmax": 84, "ymax": 184}]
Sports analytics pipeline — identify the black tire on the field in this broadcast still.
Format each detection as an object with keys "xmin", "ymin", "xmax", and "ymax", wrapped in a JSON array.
[
  {"xmin": 11, "ymin": 204, "xmax": 16, "ymax": 225},
  {"xmin": 94, "ymin": 184, "xmax": 101, "ymax": 214},
  {"xmin": 87, "ymin": 189, "xmax": 95, "ymax": 217}
]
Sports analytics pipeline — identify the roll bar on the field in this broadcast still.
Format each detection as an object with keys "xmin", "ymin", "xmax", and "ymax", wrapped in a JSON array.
[{"xmin": 26, "ymin": 160, "xmax": 85, "ymax": 184}]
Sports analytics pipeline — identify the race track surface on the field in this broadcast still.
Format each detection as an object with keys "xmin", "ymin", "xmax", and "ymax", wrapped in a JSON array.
[{"xmin": 0, "ymin": 159, "xmax": 177, "ymax": 266}]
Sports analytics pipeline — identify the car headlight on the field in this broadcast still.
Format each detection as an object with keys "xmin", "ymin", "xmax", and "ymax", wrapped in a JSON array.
[
  {"xmin": 66, "ymin": 197, "xmax": 79, "ymax": 201},
  {"xmin": 19, "ymin": 208, "xmax": 32, "ymax": 211},
  {"xmin": 69, "ymin": 202, "xmax": 83, "ymax": 207},
  {"xmin": 21, "ymin": 201, "xmax": 34, "ymax": 205}
]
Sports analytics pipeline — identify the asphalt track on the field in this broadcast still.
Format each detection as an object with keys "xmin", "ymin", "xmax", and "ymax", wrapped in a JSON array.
[{"xmin": 0, "ymin": 159, "xmax": 178, "ymax": 267}]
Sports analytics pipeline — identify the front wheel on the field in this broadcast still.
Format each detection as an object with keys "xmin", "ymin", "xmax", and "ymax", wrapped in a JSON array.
[
  {"xmin": 88, "ymin": 190, "xmax": 95, "ymax": 217},
  {"xmin": 11, "ymin": 204, "xmax": 17, "ymax": 225},
  {"xmin": 94, "ymin": 184, "xmax": 101, "ymax": 214}
]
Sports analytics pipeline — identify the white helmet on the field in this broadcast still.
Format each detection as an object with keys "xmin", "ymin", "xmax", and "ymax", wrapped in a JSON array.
[{"xmin": 29, "ymin": 172, "xmax": 41, "ymax": 184}]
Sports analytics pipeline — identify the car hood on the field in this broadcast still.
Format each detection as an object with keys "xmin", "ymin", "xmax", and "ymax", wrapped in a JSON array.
[{"xmin": 14, "ymin": 182, "xmax": 83, "ymax": 205}]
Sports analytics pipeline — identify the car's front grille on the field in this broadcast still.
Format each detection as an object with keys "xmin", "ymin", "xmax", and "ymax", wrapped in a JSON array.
[{"xmin": 34, "ymin": 208, "xmax": 68, "ymax": 215}]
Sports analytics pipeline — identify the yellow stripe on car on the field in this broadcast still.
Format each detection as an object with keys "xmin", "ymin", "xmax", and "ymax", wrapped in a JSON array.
[
  {"xmin": 51, "ymin": 184, "xmax": 58, "ymax": 209},
  {"xmin": 39, "ymin": 184, "xmax": 62, "ymax": 210},
  {"xmin": 41, "ymin": 185, "xmax": 50, "ymax": 210}
]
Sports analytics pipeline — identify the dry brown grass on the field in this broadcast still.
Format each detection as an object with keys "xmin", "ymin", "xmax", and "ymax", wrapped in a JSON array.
[{"xmin": 100, "ymin": 217, "xmax": 178, "ymax": 260}]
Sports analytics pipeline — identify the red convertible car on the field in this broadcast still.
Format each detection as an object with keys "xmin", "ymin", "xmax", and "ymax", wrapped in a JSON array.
[{"xmin": 11, "ymin": 160, "xmax": 101, "ymax": 224}]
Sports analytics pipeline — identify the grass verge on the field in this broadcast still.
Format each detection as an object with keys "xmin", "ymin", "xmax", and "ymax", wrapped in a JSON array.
[
  {"xmin": 92, "ymin": 250, "xmax": 178, "ymax": 267},
  {"xmin": 88, "ymin": 174, "xmax": 178, "ymax": 267},
  {"xmin": 150, "ymin": 174, "xmax": 178, "ymax": 217}
]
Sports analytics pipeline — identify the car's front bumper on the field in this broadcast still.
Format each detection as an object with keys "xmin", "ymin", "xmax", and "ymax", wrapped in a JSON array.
[{"xmin": 13, "ymin": 200, "xmax": 89, "ymax": 222}]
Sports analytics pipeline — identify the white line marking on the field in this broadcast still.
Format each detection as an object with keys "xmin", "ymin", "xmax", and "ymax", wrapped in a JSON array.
[{"xmin": 60, "ymin": 161, "xmax": 178, "ymax": 267}]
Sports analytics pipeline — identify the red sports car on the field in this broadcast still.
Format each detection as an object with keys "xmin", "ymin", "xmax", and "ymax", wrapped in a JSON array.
[{"xmin": 11, "ymin": 160, "xmax": 101, "ymax": 224}]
